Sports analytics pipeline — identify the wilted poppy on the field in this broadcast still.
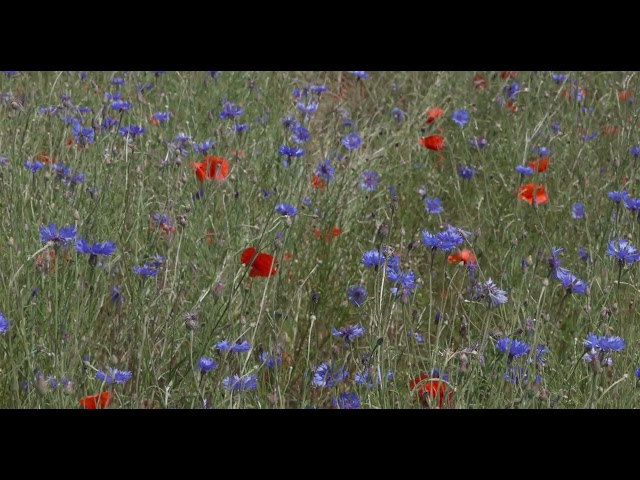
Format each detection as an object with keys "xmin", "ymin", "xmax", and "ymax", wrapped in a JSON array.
[
  {"xmin": 241, "ymin": 247, "xmax": 277, "ymax": 278},
  {"xmin": 601, "ymin": 125, "xmax": 619, "ymax": 136},
  {"xmin": 473, "ymin": 74, "xmax": 488, "ymax": 90},
  {"xmin": 35, "ymin": 152, "xmax": 56, "ymax": 164},
  {"xmin": 313, "ymin": 226, "xmax": 342, "ymax": 243},
  {"xmin": 528, "ymin": 157, "xmax": 549, "ymax": 173},
  {"xmin": 426, "ymin": 107, "xmax": 443, "ymax": 124},
  {"xmin": 506, "ymin": 101, "xmax": 517, "ymax": 113},
  {"xmin": 619, "ymin": 90, "xmax": 634, "ymax": 102},
  {"xmin": 500, "ymin": 71, "xmax": 517, "ymax": 79},
  {"xmin": 447, "ymin": 248, "xmax": 476, "ymax": 265},
  {"xmin": 409, "ymin": 373, "xmax": 452, "ymax": 409},
  {"xmin": 517, "ymin": 184, "xmax": 548, "ymax": 205},
  {"xmin": 311, "ymin": 175, "xmax": 326, "ymax": 189},
  {"xmin": 79, "ymin": 391, "xmax": 113, "ymax": 409},
  {"xmin": 418, "ymin": 135, "xmax": 444, "ymax": 151}
]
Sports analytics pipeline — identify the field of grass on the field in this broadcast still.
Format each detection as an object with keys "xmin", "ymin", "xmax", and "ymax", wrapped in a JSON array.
[{"xmin": 1, "ymin": 70, "xmax": 639, "ymax": 409}]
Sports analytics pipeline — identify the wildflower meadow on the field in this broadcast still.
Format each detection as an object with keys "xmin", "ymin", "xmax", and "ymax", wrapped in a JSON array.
[{"xmin": 2, "ymin": 70, "xmax": 640, "ymax": 409}]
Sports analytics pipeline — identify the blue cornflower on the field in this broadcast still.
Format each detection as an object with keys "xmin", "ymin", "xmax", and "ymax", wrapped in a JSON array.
[
  {"xmin": 505, "ymin": 81, "xmax": 519, "ymax": 99},
  {"xmin": 110, "ymin": 285, "xmax": 124, "ymax": 306},
  {"xmin": 281, "ymin": 114, "xmax": 299, "ymax": 130},
  {"xmin": 0, "ymin": 313, "xmax": 9, "ymax": 334},
  {"xmin": 421, "ymin": 230, "xmax": 441, "ymax": 249},
  {"xmin": 132, "ymin": 264, "xmax": 158, "ymax": 276},
  {"xmin": 424, "ymin": 197, "xmax": 443, "ymax": 214},
  {"xmin": 110, "ymin": 77, "xmax": 124, "ymax": 85},
  {"xmin": 623, "ymin": 196, "xmax": 640, "ymax": 213},
  {"xmin": 606, "ymin": 239, "xmax": 640, "ymax": 265},
  {"xmin": 278, "ymin": 145, "xmax": 304, "ymax": 166},
  {"xmin": 148, "ymin": 254, "xmax": 163, "ymax": 269},
  {"xmin": 291, "ymin": 126, "xmax": 310, "ymax": 144},
  {"xmin": 387, "ymin": 269, "xmax": 417, "ymax": 293},
  {"xmin": 95, "ymin": 368, "xmax": 132, "ymax": 385},
  {"xmin": 469, "ymin": 136, "xmax": 488, "ymax": 149},
  {"xmin": 331, "ymin": 323, "xmax": 365, "ymax": 343},
  {"xmin": 75, "ymin": 239, "xmax": 116, "ymax": 257},
  {"xmin": 515, "ymin": 165, "xmax": 533, "ymax": 175},
  {"xmin": 214, "ymin": 339, "xmax": 232, "ymax": 353},
  {"xmin": 231, "ymin": 340, "xmax": 251, "ymax": 353},
  {"xmin": 151, "ymin": 112, "xmax": 170, "ymax": 123},
  {"xmin": 360, "ymin": 170, "xmax": 380, "ymax": 191},
  {"xmin": 312, "ymin": 363, "xmax": 349, "ymax": 387},
  {"xmin": 347, "ymin": 285, "xmax": 367, "ymax": 307},
  {"xmin": 332, "ymin": 392, "xmax": 360, "ymax": 409},
  {"xmin": 451, "ymin": 109, "xmax": 469, "ymax": 127},
  {"xmin": 535, "ymin": 345, "xmax": 549, "ymax": 365},
  {"xmin": 24, "ymin": 160, "xmax": 44, "ymax": 173},
  {"xmin": 219, "ymin": 102, "xmax": 243, "ymax": 120},
  {"xmin": 578, "ymin": 247, "xmax": 590, "ymax": 262},
  {"xmin": 310, "ymin": 84, "xmax": 327, "ymax": 94},
  {"xmin": 193, "ymin": 140, "xmax": 215, "ymax": 154},
  {"xmin": 584, "ymin": 333, "xmax": 625, "ymax": 352},
  {"xmin": 275, "ymin": 203, "xmax": 297, "ymax": 217},
  {"xmin": 361, "ymin": 249, "xmax": 385, "ymax": 268},
  {"xmin": 104, "ymin": 91, "xmax": 122, "ymax": 102},
  {"xmin": 552, "ymin": 73, "xmax": 566, "ymax": 83},
  {"xmin": 581, "ymin": 132, "xmax": 597, "ymax": 141},
  {"xmin": 504, "ymin": 368, "xmax": 538, "ymax": 385},
  {"xmin": 555, "ymin": 268, "xmax": 588, "ymax": 295},
  {"xmin": 301, "ymin": 196, "xmax": 311, "ymax": 207},
  {"xmin": 315, "ymin": 159, "xmax": 335, "ymax": 182},
  {"xmin": 197, "ymin": 357, "xmax": 217, "ymax": 373},
  {"xmin": 386, "ymin": 254, "xmax": 400, "ymax": 272},
  {"xmin": 550, "ymin": 122, "xmax": 561, "ymax": 134},
  {"xmin": 458, "ymin": 166, "xmax": 474, "ymax": 180},
  {"xmin": 481, "ymin": 279, "xmax": 508, "ymax": 307},
  {"xmin": 71, "ymin": 122, "xmax": 95, "ymax": 146},
  {"xmin": 571, "ymin": 202, "xmax": 584, "ymax": 219},
  {"xmin": 342, "ymin": 133, "xmax": 362, "ymax": 150},
  {"xmin": 495, "ymin": 337, "xmax": 530, "ymax": 358},
  {"xmin": 101, "ymin": 117, "xmax": 119, "ymax": 130},
  {"xmin": 110, "ymin": 100, "xmax": 131, "ymax": 112},
  {"xmin": 408, "ymin": 331, "xmax": 423, "ymax": 343},
  {"xmin": 39, "ymin": 224, "xmax": 77, "ymax": 245},
  {"xmin": 348, "ymin": 71, "xmax": 368, "ymax": 79},
  {"xmin": 296, "ymin": 101, "xmax": 318, "ymax": 115},
  {"xmin": 531, "ymin": 146, "xmax": 551, "ymax": 157},
  {"xmin": 258, "ymin": 352, "xmax": 281, "ymax": 368},
  {"xmin": 436, "ymin": 227, "xmax": 464, "ymax": 251},
  {"xmin": 222, "ymin": 375, "xmax": 257, "ymax": 392},
  {"xmin": 118, "ymin": 124, "xmax": 146, "ymax": 138},
  {"xmin": 630, "ymin": 146, "xmax": 640, "ymax": 157},
  {"xmin": 390, "ymin": 107, "xmax": 405, "ymax": 122},
  {"xmin": 608, "ymin": 191, "xmax": 628, "ymax": 203}
]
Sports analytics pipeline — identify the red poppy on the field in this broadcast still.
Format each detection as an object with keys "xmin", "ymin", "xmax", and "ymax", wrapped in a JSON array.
[
  {"xmin": 506, "ymin": 101, "xmax": 517, "ymax": 113},
  {"xmin": 601, "ymin": 125, "xmax": 619, "ymax": 136},
  {"xmin": 79, "ymin": 391, "xmax": 113, "ymax": 409},
  {"xmin": 35, "ymin": 152, "xmax": 56, "ymax": 164},
  {"xmin": 447, "ymin": 248, "xmax": 476, "ymax": 265},
  {"xmin": 283, "ymin": 252, "xmax": 293, "ymax": 261},
  {"xmin": 241, "ymin": 247, "xmax": 277, "ymax": 278},
  {"xmin": 409, "ymin": 373, "xmax": 452, "ymax": 409},
  {"xmin": 425, "ymin": 107, "xmax": 443, "ymax": 124},
  {"xmin": 418, "ymin": 135, "xmax": 444, "ymax": 151},
  {"xmin": 149, "ymin": 114, "xmax": 158, "ymax": 126},
  {"xmin": 231, "ymin": 149, "xmax": 245, "ymax": 159},
  {"xmin": 473, "ymin": 74, "xmax": 488, "ymax": 90},
  {"xmin": 500, "ymin": 71, "xmax": 517, "ymax": 79},
  {"xmin": 528, "ymin": 157, "xmax": 549, "ymax": 173},
  {"xmin": 190, "ymin": 156, "xmax": 229, "ymax": 182},
  {"xmin": 517, "ymin": 184, "xmax": 548, "ymax": 205},
  {"xmin": 619, "ymin": 90, "xmax": 634, "ymax": 102},
  {"xmin": 311, "ymin": 175, "xmax": 326, "ymax": 189}
]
